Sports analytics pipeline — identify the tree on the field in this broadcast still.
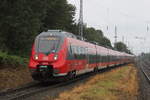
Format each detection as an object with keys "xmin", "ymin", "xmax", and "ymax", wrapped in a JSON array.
[
  {"xmin": 0, "ymin": 0, "xmax": 48, "ymax": 55},
  {"xmin": 0, "ymin": 0, "xmax": 114, "ymax": 56},
  {"xmin": 84, "ymin": 27, "xmax": 113, "ymax": 48},
  {"xmin": 114, "ymin": 42, "xmax": 132, "ymax": 54},
  {"xmin": 0, "ymin": 0, "xmax": 76, "ymax": 56},
  {"xmin": 43, "ymin": 0, "xmax": 76, "ymax": 32}
]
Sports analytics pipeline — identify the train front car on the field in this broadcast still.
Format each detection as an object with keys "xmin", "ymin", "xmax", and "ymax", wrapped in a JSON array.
[{"xmin": 28, "ymin": 30, "xmax": 68, "ymax": 81}]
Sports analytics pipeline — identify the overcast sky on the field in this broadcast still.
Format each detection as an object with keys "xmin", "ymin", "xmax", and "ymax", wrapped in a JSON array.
[{"xmin": 68, "ymin": 0, "xmax": 150, "ymax": 55}]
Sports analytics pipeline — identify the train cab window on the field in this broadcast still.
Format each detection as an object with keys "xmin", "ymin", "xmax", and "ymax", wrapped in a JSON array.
[{"xmin": 36, "ymin": 36, "xmax": 60, "ymax": 54}]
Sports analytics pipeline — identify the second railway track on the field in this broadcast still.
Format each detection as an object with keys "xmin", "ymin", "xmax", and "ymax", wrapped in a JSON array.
[{"xmin": 140, "ymin": 62, "xmax": 150, "ymax": 84}]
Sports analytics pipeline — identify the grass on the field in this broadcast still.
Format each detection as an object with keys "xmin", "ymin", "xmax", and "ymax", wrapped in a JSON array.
[
  {"xmin": 0, "ymin": 51, "xmax": 28, "ymax": 68},
  {"xmin": 0, "ymin": 51, "xmax": 32, "ymax": 91},
  {"xmin": 51, "ymin": 64, "xmax": 138, "ymax": 100},
  {"xmin": 0, "ymin": 66, "xmax": 33, "ymax": 91}
]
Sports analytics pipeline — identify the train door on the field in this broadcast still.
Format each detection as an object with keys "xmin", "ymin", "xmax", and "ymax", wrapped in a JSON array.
[
  {"xmin": 107, "ymin": 48, "xmax": 110, "ymax": 67},
  {"xmin": 68, "ymin": 43, "xmax": 76, "ymax": 71},
  {"xmin": 95, "ymin": 45, "xmax": 98, "ymax": 67},
  {"xmin": 85, "ymin": 47, "xmax": 90, "ymax": 67}
]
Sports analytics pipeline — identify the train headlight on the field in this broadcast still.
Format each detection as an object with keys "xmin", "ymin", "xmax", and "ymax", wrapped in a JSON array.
[
  {"xmin": 34, "ymin": 54, "xmax": 38, "ymax": 60},
  {"xmin": 54, "ymin": 54, "xmax": 58, "ymax": 60}
]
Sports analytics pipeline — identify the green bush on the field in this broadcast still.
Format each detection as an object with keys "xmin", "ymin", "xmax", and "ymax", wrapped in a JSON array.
[{"xmin": 0, "ymin": 51, "xmax": 28, "ymax": 68}]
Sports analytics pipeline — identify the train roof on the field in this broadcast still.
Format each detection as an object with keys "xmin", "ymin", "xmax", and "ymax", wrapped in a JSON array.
[{"xmin": 37, "ymin": 30, "xmax": 77, "ymax": 39}]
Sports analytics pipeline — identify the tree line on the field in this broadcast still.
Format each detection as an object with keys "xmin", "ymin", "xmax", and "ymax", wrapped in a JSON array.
[{"xmin": 0, "ymin": 0, "xmax": 131, "ymax": 56}]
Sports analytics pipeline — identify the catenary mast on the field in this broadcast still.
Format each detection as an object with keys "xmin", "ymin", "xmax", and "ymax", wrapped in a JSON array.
[{"xmin": 79, "ymin": 0, "xmax": 83, "ymax": 39}]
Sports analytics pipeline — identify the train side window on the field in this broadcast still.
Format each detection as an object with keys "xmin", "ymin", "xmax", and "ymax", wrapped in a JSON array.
[
  {"xmin": 81, "ymin": 47, "xmax": 83, "ymax": 59},
  {"xmin": 72, "ymin": 46, "xmax": 76, "ymax": 56},
  {"xmin": 77, "ymin": 47, "xmax": 79, "ymax": 55},
  {"xmin": 77, "ymin": 47, "xmax": 80, "ymax": 59},
  {"xmin": 84, "ymin": 48, "xmax": 86, "ymax": 58},
  {"xmin": 78, "ymin": 47, "xmax": 81, "ymax": 55},
  {"xmin": 83, "ymin": 47, "xmax": 86, "ymax": 58},
  {"xmin": 79, "ymin": 47, "xmax": 82, "ymax": 59},
  {"xmin": 80, "ymin": 47, "xmax": 83, "ymax": 59},
  {"xmin": 76, "ymin": 46, "xmax": 79, "ymax": 54},
  {"xmin": 75, "ymin": 46, "xmax": 77, "ymax": 54},
  {"xmin": 83, "ymin": 47, "xmax": 85, "ymax": 54},
  {"xmin": 69, "ymin": 44, "xmax": 72, "ymax": 54},
  {"xmin": 73, "ymin": 46, "xmax": 77, "ymax": 59},
  {"xmin": 81, "ymin": 47, "xmax": 83, "ymax": 55},
  {"xmin": 72, "ymin": 46, "xmax": 74, "ymax": 55},
  {"xmin": 86, "ymin": 47, "xmax": 88, "ymax": 55}
]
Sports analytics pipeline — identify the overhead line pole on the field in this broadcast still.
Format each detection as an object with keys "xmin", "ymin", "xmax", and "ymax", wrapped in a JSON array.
[
  {"xmin": 122, "ymin": 36, "xmax": 124, "ymax": 43},
  {"xmin": 114, "ymin": 25, "xmax": 117, "ymax": 45},
  {"xmin": 79, "ymin": 0, "xmax": 83, "ymax": 40}
]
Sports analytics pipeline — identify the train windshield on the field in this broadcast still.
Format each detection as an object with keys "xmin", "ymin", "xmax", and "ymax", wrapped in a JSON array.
[{"xmin": 36, "ymin": 36, "xmax": 60, "ymax": 54}]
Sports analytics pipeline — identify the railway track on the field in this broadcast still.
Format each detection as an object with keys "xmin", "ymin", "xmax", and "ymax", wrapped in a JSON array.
[
  {"xmin": 0, "ymin": 82, "xmax": 48, "ymax": 100},
  {"xmin": 0, "ymin": 65, "xmax": 124, "ymax": 100},
  {"xmin": 137, "ymin": 58, "xmax": 150, "ymax": 100},
  {"xmin": 0, "ymin": 70, "xmax": 98, "ymax": 100},
  {"xmin": 140, "ymin": 61, "xmax": 150, "ymax": 84},
  {"xmin": 0, "ymin": 79, "xmax": 79, "ymax": 100},
  {"xmin": 0, "ymin": 79, "xmax": 78, "ymax": 100}
]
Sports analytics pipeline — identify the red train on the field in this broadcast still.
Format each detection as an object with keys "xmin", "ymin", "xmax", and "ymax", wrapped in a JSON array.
[{"xmin": 28, "ymin": 30, "xmax": 133, "ymax": 81}]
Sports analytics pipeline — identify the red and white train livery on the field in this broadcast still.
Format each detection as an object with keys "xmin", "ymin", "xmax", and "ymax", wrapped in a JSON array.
[{"xmin": 28, "ymin": 30, "xmax": 133, "ymax": 81}]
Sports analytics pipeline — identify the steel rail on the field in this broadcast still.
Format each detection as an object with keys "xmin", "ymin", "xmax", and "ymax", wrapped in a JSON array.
[
  {"xmin": 141, "ymin": 63, "xmax": 150, "ymax": 84},
  {"xmin": 0, "ymin": 82, "xmax": 40, "ymax": 96},
  {"xmin": 0, "ymin": 64, "xmax": 127, "ymax": 100},
  {"xmin": 0, "ymin": 71, "xmax": 96, "ymax": 100}
]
